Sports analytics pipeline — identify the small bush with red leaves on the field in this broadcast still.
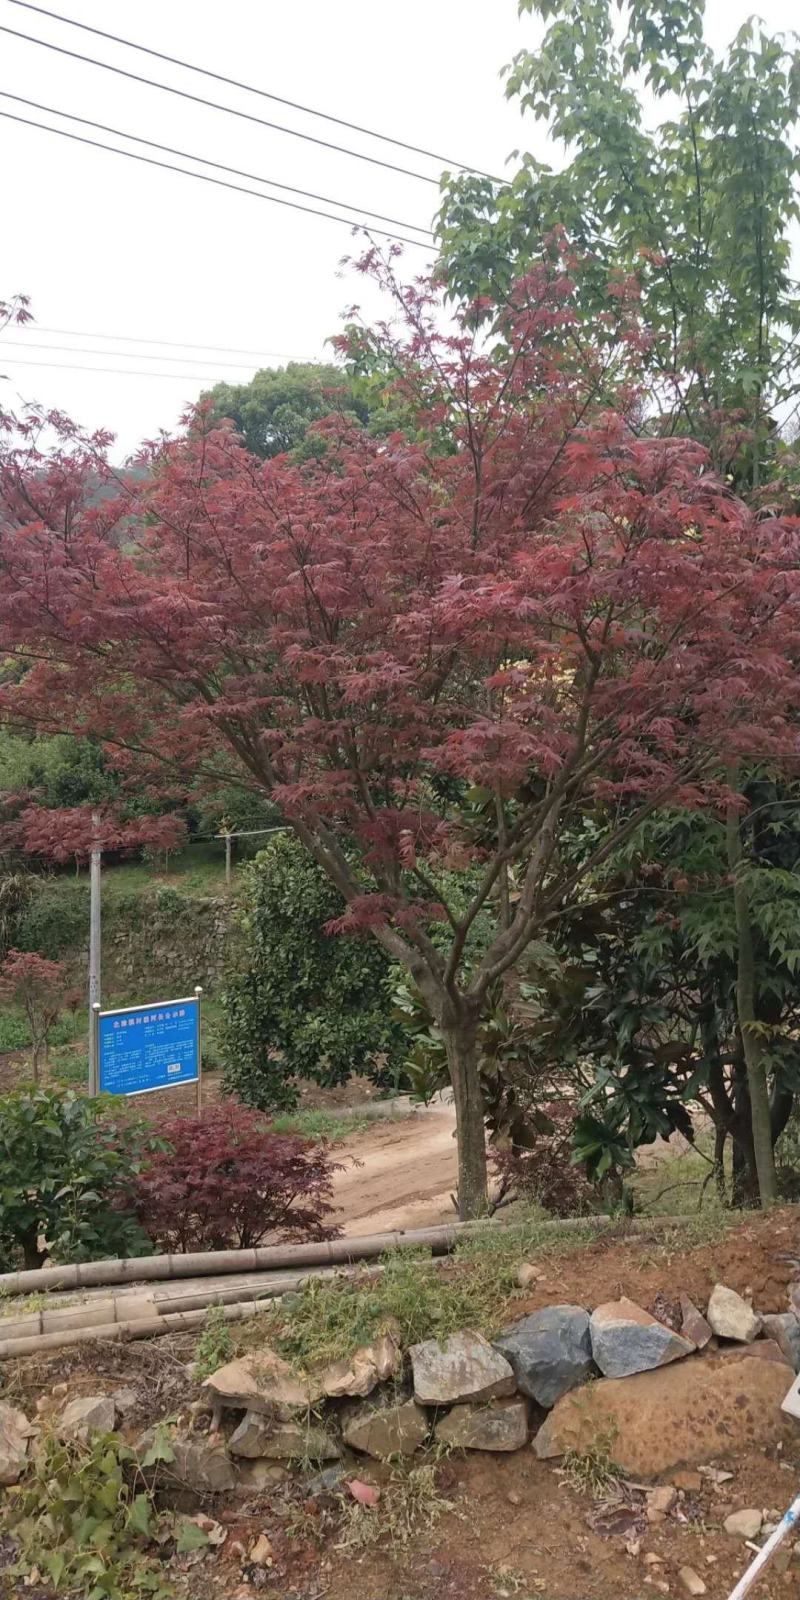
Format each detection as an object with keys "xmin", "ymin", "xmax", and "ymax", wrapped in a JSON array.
[
  {"xmin": 491, "ymin": 1102, "xmax": 599, "ymax": 1218},
  {"xmin": 131, "ymin": 1101, "xmax": 341, "ymax": 1252}
]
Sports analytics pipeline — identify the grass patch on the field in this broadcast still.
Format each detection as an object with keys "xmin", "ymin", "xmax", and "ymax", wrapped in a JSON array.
[
  {"xmin": 269, "ymin": 1108, "xmax": 377, "ymax": 1142},
  {"xmin": 336, "ymin": 1457, "xmax": 453, "ymax": 1550},
  {"xmin": 631, "ymin": 1134, "xmax": 728, "ymax": 1217},
  {"xmin": 560, "ymin": 1423, "xmax": 620, "ymax": 1498},
  {"xmin": 249, "ymin": 1210, "xmax": 739, "ymax": 1376},
  {"xmin": 194, "ymin": 1304, "xmax": 234, "ymax": 1380},
  {"xmin": 258, "ymin": 1216, "xmax": 605, "ymax": 1371}
]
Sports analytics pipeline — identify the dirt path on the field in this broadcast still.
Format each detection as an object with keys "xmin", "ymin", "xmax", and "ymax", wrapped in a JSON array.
[{"xmin": 331, "ymin": 1099, "xmax": 459, "ymax": 1235}]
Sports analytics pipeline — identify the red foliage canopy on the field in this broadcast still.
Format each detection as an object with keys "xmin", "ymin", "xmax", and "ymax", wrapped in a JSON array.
[{"xmin": 1, "ymin": 252, "xmax": 799, "ymax": 1208}]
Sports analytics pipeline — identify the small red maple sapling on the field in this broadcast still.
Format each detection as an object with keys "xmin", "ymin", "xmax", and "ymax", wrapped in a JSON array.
[
  {"xmin": 0, "ymin": 949, "xmax": 67, "ymax": 1081},
  {"xmin": 1, "ymin": 252, "xmax": 799, "ymax": 1214}
]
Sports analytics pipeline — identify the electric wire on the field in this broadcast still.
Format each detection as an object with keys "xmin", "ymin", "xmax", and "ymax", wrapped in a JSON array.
[
  {"xmin": 0, "ymin": 108, "xmax": 434, "ymax": 250},
  {"xmin": 0, "ymin": 22, "xmax": 451, "ymax": 187},
  {"xmin": 34, "ymin": 327, "xmax": 317, "ymax": 359},
  {"xmin": 0, "ymin": 338, "xmax": 315, "ymax": 370},
  {"xmin": 0, "ymin": 89, "xmax": 435, "ymax": 237},
  {"xmin": 6, "ymin": 0, "xmax": 500, "ymax": 181},
  {"xmin": 0, "ymin": 355, "xmax": 230, "ymax": 379}
]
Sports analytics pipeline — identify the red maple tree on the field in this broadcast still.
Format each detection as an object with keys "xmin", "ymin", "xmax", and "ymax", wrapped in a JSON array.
[{"xmin": 1, "ymin": 256, "xmax": 799, "ymax": 1214}]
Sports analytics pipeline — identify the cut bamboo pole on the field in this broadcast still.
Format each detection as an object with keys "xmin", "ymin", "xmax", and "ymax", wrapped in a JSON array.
[
  {"xmin": 0, "ymin": 1297, "xmax": 268, "ymax": 1358},
  {"xmin": 0, "ymin": 1213, "xmax": 694, "ymax": 1299}
]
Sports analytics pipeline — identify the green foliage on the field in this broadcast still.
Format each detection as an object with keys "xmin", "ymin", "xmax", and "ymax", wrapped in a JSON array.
[
  {"xmin": 203, "ymin": 361, "xmax": 374, "ymax": 459},
  {"xmin": 437, "ymin": 1, "xmax": 800, "ymax": 487},
  {"xmin": 0, "ymin": 729, "xmax": 119, "ymax": 811},
  {"xmin": 265, "ymin": 1219, "xmax": 600, "ymax": 1369},
  {"xmin": 518, "ymin": 791, "xmax": 800, "ymax": 1200},
  {"xmin": 4, "ymin": 1429, "xmax": 172, "ymax": 1599},
  {"xmin": 0, "ymin": 1087, "xmax": 158, "ymax": 1270},
  {"xmin": 15, "ymin": 878, "xmax": 90, "ymax": 959},
  {"xmin": 193, "ymin": 1303, "xmax": 234, "ymax": 1380},
  {"xmin": 220, "ymin": 835, "xmax": 406, "ymax": 1109}
]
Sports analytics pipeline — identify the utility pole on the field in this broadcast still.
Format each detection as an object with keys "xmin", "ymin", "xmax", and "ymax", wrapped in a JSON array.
[{"xmin": 88, "ymin": 810, "xmax": 101, "ymax": 1095}]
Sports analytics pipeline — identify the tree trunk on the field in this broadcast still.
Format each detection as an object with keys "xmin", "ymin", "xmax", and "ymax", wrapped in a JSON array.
[
  {"xmin": 727, "ymin": 799, "xmax": 778, "ymax": 1206},
  {"xmin": 442, "ymin": 1013, "xmax": 488, "ymax": 1220}
]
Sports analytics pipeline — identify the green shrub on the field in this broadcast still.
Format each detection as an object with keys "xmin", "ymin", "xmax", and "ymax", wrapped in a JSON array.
[
  {"xmin": 16, "ymin": 878, "xmax": 90, "ymax": 959},
  {"xmin": 220, "ymin": 835, "xmax": 406, "ymax": 1109},
  {"xmin": 0, "ymin": 1087, "xmax": 158, "ymax": 1269}
]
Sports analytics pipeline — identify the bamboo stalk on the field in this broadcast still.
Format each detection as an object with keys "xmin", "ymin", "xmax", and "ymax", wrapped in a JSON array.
[
  {"xmin": 0, "ymin": 1215, "xmax": 703, "ymax": 1357},
  {"xmin": 0, "ymin": 1297, "xmax": 268, "ymax": 1358},
  {"xmin": 0, "ymin": 1213, "xmax": 699, "ymax": 1298}
]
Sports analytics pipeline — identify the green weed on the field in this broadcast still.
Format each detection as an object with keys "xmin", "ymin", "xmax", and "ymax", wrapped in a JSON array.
[
  {"xmin": 560, "ymin": 1423, "xmax": 620, "ymax": 1498},
  {"xmin": 269, "ymin": 1108, "xmax": 377, "ymax": 1141},
  {"xmin": 194, "ymin": 1303, "xmax": 234, "ymax": 1380},
  {"xmin": 2, "ymin": 1429, "xmax": 173, "ymax": 1600},
  {"xmin": 336, "ymin": 1457, "xmax": 453, "ymax": 1550}
]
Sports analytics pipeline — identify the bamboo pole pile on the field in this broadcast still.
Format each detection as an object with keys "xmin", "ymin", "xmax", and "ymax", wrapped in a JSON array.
[{"xmin": 0, "ymin": 1214, "xmax": 697, "ymax": 1359}]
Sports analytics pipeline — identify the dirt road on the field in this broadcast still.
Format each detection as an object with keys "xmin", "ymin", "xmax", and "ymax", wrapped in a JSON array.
[{"xmin": 331, "ymin": 1100, "xmax": 459, "ymax": 1235}]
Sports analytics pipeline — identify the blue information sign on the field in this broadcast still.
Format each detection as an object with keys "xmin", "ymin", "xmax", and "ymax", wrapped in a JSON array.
[{"xmin": 97, "ymin": 996, "xmax": 199, "ymax": 1097}]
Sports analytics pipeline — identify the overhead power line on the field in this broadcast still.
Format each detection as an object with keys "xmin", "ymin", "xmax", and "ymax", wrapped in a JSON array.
[
  {"xmin": 0, "ymin": 109, "xmax": 434, "ymax": 250},
  {"xmin": 0, "ymin": 356, "xmax": 223, "ymax": 379},
  {"xmin": 7, "ymin": 0, "xmax": 500, "ymax": 182},
  {"xmin": 1, "ymin": 23, "xmax": 448, "ymax": 188},
  {"xmin": 0, "ymin": 337, "xmax": 310, "ymax": 370},
  {"xmin": 0, "ymin": 90, "xmax": 435, "ymax": 237},
  {"xmin": 36, "ymin": 328, "xmax": 317, "ymax": 358},
  {"xmin": 35, "ymin": 327, "xmax": 318, "ymax": 360}
]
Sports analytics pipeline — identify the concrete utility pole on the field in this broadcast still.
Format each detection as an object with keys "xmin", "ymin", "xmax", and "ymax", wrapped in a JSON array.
[{"xmin": 88, "ymin": 810, "xmax": 101, "ymax": 1095}]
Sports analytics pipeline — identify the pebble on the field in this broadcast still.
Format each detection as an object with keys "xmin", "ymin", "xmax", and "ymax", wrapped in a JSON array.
[
  {"xmin": 248, "ymin": 1534, "xmax": 272, "ymax": 1564},
  {"xmin": 724, "ymin": 1509, "xmax": 763, "ymax": 1540},
  {"xmin": 648, "ymin": 1485, "xmax": 678, "ymax": 1524},
  {"xmin": 507, "ymin": 1490, "xmax": 522, "ymax": 1506},
  {"xmin": 644, "ymin": 1553, "xmax": 664, "ymax": 1566},
  {"xmin": 679, "ymin": 1566, "xmax": 707, "ymax": 1595}
]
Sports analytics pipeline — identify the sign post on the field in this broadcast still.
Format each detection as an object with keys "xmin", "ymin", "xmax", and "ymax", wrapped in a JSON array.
[
  {"xmin": 93, "ymin": 990, "xmax": 203, "ymax": 1114},
  {"xmin": 87, "ymin": 810, "xmax": 101, "ymax": 1096}
]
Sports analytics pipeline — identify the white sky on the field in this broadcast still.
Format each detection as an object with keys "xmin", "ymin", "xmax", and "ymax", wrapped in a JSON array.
[{"xmin": 0, "ymin": 0, "xmax": 796, "ymax": 455}]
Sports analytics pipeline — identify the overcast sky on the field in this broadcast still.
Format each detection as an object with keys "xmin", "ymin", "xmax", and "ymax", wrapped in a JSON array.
[{"xmin": 1, "ymin": 0, "xmax": 796, "ymax": 455}]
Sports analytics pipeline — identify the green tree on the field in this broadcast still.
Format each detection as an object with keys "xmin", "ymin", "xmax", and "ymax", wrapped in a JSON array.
[
  {"xmin": 220, "ymin": 836, "xmax": 407, "ymax": 1109},
  {"xmin": 203, "ymin": 361, "xmax": 373, "ymax": 459},
  {"xmin": 437, "ymin": 0, "xmax": 800, "ymax": 490},
  {"xmin": 524, "ymin": 794, "xmax": 800, "ymax": 1206}
]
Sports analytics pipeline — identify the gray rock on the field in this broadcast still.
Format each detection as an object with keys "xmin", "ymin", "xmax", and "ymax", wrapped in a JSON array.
[
  {"xmin": 590, "ymin": 1298, "xmax": 695, "ymax": 1377},
  {"xmin": 111, "ymin": 1387, "xmax": 138, "ymax": 1416},
  {"xmin": 59, "ymin": 1395, "xmax": 116, "ymax": 1440},
  {"xmin": 410, "ymin": 1330, "xmax": 516, "ymax": 1405},
  {"xmin": 321, "ymin": 1333, "xmax": 401, "ymax": 1399},
  {"xmin": 434, "ymin": 1397, "xmax": 529, "ymax": 1452},
  {"xmin": 494, "ymin": 1306, "xmax": 592, "ymax": 1407},
  {"xmin": 203, "ymin": 1352, "xmax": 321, "ymax": 1417},
  {"xmin": 724, "ymin": 1509, "xmax": 763, "ymax": 1539},
  {"xmin": 0, "ymin": 1401, "xmax": 33, "ymax": 1486},
  {"xmin": 762, "ymin": 1313, "xmax": 800, "ymax": 1371},
  {"xmin": 154, "ymin": 1431, "xmax": 238, "ymax": 1493},
  {"xmin": 707, "ymin": 1285, "xmax": 762, "ymax": 1343},
  {"xmin": 678, "ymin": 1294, "xmax": 712, "ymax": 1350},
  {"xmin": 228, "ymin": 1411, "xmax": 338, "ymax": 1461},
  {"xmin": 342, "ymin": 1396, "xmax": 428, "ymax": 1459},
  {"xmin": 304, "ymin": 1462, "xmax": 348, "ymax": 1497}
]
